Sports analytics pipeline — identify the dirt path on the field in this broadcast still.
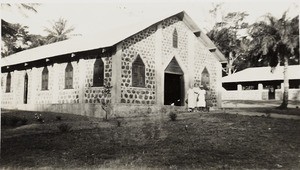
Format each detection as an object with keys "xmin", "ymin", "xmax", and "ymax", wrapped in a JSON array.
[{"xmin": 225, "ymin": 110, "xmax": 300, "ymax": 120}]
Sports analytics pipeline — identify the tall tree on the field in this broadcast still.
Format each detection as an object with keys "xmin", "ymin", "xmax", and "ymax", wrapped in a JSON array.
[
  {"xmin": 207, "ymin": 11, "xmax": 250, "ymax": 75},
  {"xmin": 44, "ymin": 18, "xmax": 75, "ymax": 44},
  {"xmin": 249, "ymin": 12, "xmax": 299, "ymax": 109},
  {"xmin": 1, "ymin": 3, "xmax": 39, "ymax": 14},
  {"xmin": 1, "ymin": 3, "xmax": 41, "ymax": 57}
]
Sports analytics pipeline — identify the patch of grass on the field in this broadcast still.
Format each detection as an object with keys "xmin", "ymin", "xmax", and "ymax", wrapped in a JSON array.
[
  {"xmin": 57, "ymin": 123, "xmax": 72, "ymax": 133},
  {"xmin": 169, "ymin": 112, "xmax": 177, "ymax": 121},
  {"xmin": 1, "ymin": 116, "xmax": 28, "ymax": 127},
  {"xmin": 1, "ymin": 110, "xmax": 300, "ymax": 169},
  {"xmin": 227, "ymin": 107, "xmax": 300, "ymax": 116}
]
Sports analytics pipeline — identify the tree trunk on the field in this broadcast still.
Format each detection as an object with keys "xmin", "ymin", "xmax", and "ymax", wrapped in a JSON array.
[
  {"xmin": 227, "ymin": 52, "xmax": 234, "ymax": 75},
  {"xmin": 279, "ymin": 56, "xmax": 289, "ymax": 109}
]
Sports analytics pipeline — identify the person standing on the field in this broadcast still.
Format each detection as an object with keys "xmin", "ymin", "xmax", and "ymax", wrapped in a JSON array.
[
  {"xmin": 196, "ymin": 85, "xmax": 206, "ymax": 111},
  {"xmin": 187, "ymin": 85, "xmax": 197, "ymax": 112}
]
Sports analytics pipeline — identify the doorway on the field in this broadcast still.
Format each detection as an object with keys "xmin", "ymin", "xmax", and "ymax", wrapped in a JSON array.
[
  {"xmin": 164, "ymin": 57, "xmax": 184, "ymax": 106},
  {"xmin": 268, "ymin": 86, "xmax": 275, "ymax": 100},
  {"xmin": 24, "ymin": 73, "xmax": 28, "ymax": 104},
  {"xmin": 164, "ymin": 73, "xmax": 184, "ymax": 106}
]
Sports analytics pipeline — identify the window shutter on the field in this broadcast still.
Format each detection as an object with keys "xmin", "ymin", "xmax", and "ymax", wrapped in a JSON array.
[
  {"xmin": 6, "ymin": 72, "xmax": 11, "ymax": 92},
  {"xmin": 65, "ymin": 63, "xmax": 73, "ymax": 89},
  {"xmin": 201, "ymin": 67, "xmax": 210, "ymax": 89},
  {"xmin": 93, "ymin": 58, "xmax": 104, "ymax": 86},
  {"xmin": 42, "ymin": 67, "xmax": 49, "ymax": 90},
  {"xmin": 173, "ymin": 29, "xmax": 178, "ymax": 48},
  {"xmin": 132, "ymin": 55, "xmax": 145, "ymax": 87}
]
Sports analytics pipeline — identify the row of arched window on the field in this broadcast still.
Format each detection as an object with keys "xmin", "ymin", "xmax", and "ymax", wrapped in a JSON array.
[{"xmin": 5, "ymin": 55, "xmax": 147, "ymax": 93}]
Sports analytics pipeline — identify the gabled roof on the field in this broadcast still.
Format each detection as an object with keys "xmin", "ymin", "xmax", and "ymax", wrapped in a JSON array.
[
  {"xmin": 1, "ymin": 10, "xmax": 226, "ymax": 67},
  {"xmin": 222, "ymin": 65, "xmax": 300, "ymax": 83}
]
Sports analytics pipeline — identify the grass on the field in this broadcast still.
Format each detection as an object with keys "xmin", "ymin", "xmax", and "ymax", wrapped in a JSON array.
[{"xmin": 1, "ymin": 110, "xmax": 300, "ymax": 169}]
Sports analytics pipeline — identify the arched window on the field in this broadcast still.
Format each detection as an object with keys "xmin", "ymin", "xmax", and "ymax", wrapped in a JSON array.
[
  {"xmin": 173, "ymin": 28, "xmax": 178, "ymax": 48},
  {"xmin": 93, "ymin": 58, "xmax": 104, "ymax": 86},
  {"xmin": 132, "ymin": 55, "xmax": 145, "ymax": 87},
  {"xmin": 65, "ymin": 62, "xmax": 73, "ymax": 89},
  {"xmin": 42, "ymin": 66, "xmax": 49, "ymax": 90},
  {"xmin": 201, "ymin": 67, "xmax": 210, "ymax": 90},
  {"xmin": 6, "ymin": 72, "xmax": 11, "ymax": 93}
]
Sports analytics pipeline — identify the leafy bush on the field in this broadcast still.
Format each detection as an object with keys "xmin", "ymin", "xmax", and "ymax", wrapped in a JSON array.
[
  {"xmin": 169, "ymin": 112, "xmax": 177, "ymax": 121},
  {"xmin": 57, "ymin": 123, "xmax": 72, "ymax": 133}
]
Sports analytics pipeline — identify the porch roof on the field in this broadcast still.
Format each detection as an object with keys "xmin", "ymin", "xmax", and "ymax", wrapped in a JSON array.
[{"xmin": 222, "ymin": 65, "xmax": 300, "ymax": 83}]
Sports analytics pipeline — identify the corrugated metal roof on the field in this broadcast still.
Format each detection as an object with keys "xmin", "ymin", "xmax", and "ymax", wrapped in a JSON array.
[
  {"xmin": 222, "ymin": 65, "xmax": 300, "ymax": 83},
  {"xmin": 1, "ymin": 10, "xmax": 226, "ymax": 67}
]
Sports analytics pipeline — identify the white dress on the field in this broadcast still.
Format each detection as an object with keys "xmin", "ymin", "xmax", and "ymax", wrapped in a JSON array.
[
  {"xmin": 187, "ymin": 88, "xmax": 196, "ymax": 109},
  {"xmin": 196, "ymin": 89, "xmax": 206, "ymax": 107}
]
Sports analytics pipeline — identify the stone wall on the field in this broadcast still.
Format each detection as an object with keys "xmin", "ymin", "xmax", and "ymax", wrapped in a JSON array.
[
  {"xmin": 120, "ymin": 25, "xmax": 157, "ymax": 105},
  {"xmin": 161, "ymin": 17, "xmax": 189, "ymax": 68},
  {"xmin": 1, "ymin": 52, "xmax": 113, "ymax": 117},
  {"xmin": 193, "ymin": 39, "xmax": 220, "ymax": 107},
  {"xmin": 83, "ymin": 53, "xmax": 113, "ymax": 104}
]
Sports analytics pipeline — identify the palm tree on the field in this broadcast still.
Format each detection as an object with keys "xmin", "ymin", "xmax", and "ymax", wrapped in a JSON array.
[
  {"xmin": 44, "ymin": 18, "xmax": 75, "ymax": 44},
  {"xmin": 249, "ymin": 12, "xmax": 299, "ymax": 109}
]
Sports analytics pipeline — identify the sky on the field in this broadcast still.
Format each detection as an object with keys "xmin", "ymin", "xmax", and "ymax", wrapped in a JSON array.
[{"xmin": 1, "ymin": 0, "xmax": 299, "ymax": 37}]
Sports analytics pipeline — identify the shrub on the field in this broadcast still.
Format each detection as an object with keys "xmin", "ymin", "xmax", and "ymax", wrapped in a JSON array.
[
  {"xmin": 34, "ymin": 113, "xmax": 45, "ymax": 123},
  {"xmin": 56, "ymin": 116, "xmax": 62, "ymax": 121},
  {"xmin": 169, "ymin": 112, "xmax": 177, "ymax": 121},
  {"xmin": 20, "ymin": 117, "xmax": 28, "ymax": 125},
  {"xmin": 57, "ymin": 123, "xmax": 72, "ymax": 133}
]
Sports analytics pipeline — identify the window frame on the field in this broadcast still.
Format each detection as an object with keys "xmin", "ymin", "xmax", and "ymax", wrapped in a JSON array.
[
  {"xmin": 41, "ymin": 66, "xmax": 49, "ymax": 90},
  {"xmin": 132, "ymin": 55, "xmax": 145, "ymax": 88},
  {"xmin": 65, "ymin": 62, "xmax": 73, "ymax": 89},
  {"xmin": 6, "ymin": 72, "xmax": 11, "ymax": 93},
  {"xmin": 173, "ymin": 28, "xmax": 178, "ymax": 48},
  {"xmin": 201, "ymin": 67, "xmax": 210, "ymax": 90},
  {"xmin": 93, "ymin": 58, "xmax": 104, "ymax": 87}
]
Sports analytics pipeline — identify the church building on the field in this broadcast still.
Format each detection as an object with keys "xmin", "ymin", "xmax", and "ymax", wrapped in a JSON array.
[{"xmin": 1, "ymin": 11, "xmax": 226, "ymax": 117}]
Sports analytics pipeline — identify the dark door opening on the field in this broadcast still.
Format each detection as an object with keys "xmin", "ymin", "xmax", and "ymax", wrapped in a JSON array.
[
  {"xmin": 164, "ymin": 73, "xmax": 184, "ymax": 106},
  {"xmin": 24, "ymin": 73, "xmax": 28, "ymax": 104},
  {"xmin": 268, "ymin": 86, "xmax": 275, "ymax": 100}
]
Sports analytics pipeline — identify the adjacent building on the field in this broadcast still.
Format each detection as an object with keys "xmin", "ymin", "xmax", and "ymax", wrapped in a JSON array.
[{"xmin": 222, "ymin": 65, "xmax": 300, "ymax": 101}]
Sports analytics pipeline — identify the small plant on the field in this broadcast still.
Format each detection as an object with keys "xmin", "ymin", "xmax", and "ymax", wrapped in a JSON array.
[
  {"xmin": 56, "ymin": 116, "xmax": 62, "ymax": 121},
  {"xmin": 160, "ymin": 108, "xmax": 167, "ymax": 114},
  {"xmin": 57, "ymin": 123, "xmax": 72, "ymax": 133},
  {"xmin": 117, "ymin": 120, "xmax": 121, "ymax": 127},
  {"xmin": 34, "ymin": 113, "xmax": 44, "ymax": 123},
  {"xmin": 169, "ymin": 112, "xmax": 177, "ymax": 121},
  {"xmin": 20, "ymin": 117, "xmax": 28, "ymax": 125}
]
